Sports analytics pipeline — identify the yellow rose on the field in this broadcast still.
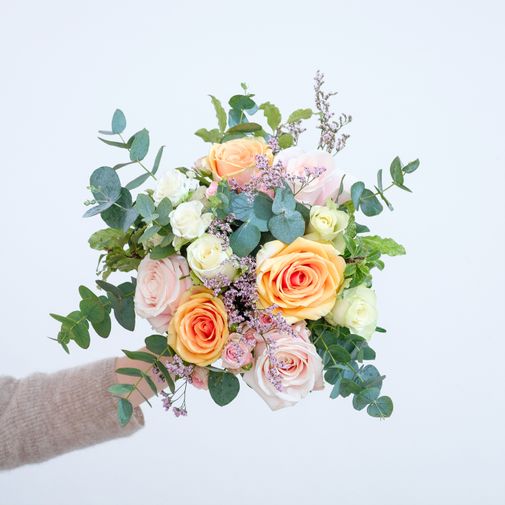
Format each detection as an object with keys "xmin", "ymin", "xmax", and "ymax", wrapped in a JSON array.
[
  {"xmin": 306, "ymin": 205, "xmax": 349, "ymax": 254},
  {"xmin": 256, "ymin": 237, "xmax": 346, "ymax": 323},
  {"xmin": 167, "ymin": 287, "xmax": 228, "ymax": 366},
  {"xmin": 207, "ymin": 137, "xmax": 273, "ymax": 185}
]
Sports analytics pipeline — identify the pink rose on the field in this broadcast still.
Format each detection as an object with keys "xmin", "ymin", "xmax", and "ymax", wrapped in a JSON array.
[
  {"xmin": 243, "ymin": 323, "xmax": 324, "ymax": 410},
  {"xmin": 205, "ymin": 181, "xmax": 219, "ymax": 198},
  {"xmin": 221, "ymin": 332, "xmax": 254, "ymax": 370},
  {"xmin": 191, "ymin": 366, "xmax": 209, "ymax": 390},
  {"xmin": 274, "ymin": 147, "xmax": 353, "ymax": 205},
  {"xmin": 134, "ymin": 254, "xmax": 192, "ymax": 333}
]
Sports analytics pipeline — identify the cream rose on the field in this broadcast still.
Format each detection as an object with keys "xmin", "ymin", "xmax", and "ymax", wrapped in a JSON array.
[
  {"xmin": 243, "ymin": 323, "xmax": 324, "ymax": 410},
  {"xmin": 186, "ymin": 234, "xmax": 237, "ymax": 281},
  {"xmin": 325, "ymin": 285, "xmax": 378, "ymax": 340},
  {"xmin": 169, "ymin": 201, "xmax": 212, "ymax": 240},
  {"xmin": 134, "ymin": 254, "xmax": 193, "ymax": 333},
  {"xmin": 306, "ymin": 205, "xmax": 349, "ymax": 254},
  {"xmin": 274, "ymin": 147, "xmax": 352, "ymax": 205},
  {"xmin": 154, "ymin": 168, "xmax": 199, "ymax": 206}
]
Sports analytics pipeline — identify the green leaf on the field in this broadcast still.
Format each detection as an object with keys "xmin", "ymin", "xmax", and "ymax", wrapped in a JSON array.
[
  {"xmin": 259, "ymin": 102, "xmax": 282, "ymax": 131},
  {"xmin": 91, "ymin": 313, "xmax": 111, "ymax": 338},
  {"xmin": 88, "ymin": 166, "xmax": 122, "ymax": 212},
  {"xmin": 374, "ymin": 185, "xmax": 394, "ymax": 211},
  {"xmin": 101, "ymin": 188, "xmax": 139, "ymax": 232},
  {"xmin": 195, "ymin": 128, "xmax": 222, "ymax": 143},
  {"xmin": 352, "ymin": 386, "xmax": 381, "ymax": 410},
  {"xmin": 150, "ymin": 244, "xmax": 175, "ymax": 260},
  {"xmin": 88, "ymin": 228, "xmax": 126, "ymax": 250},
  {"xmin": 139, "ymin": 225, "xmax": 161, "ymax": 244},
  {"xmin": 111, "ymin": 109, "xmax": 126, "ymax": 134},
  {"xmin": 209, "ymin": 95, "xmax": 227, "ymax": 132},
  {"xmin": 125, "ymin": 173, "xmax": 150, "ymax": 190},
  {"xmin": 117, "ymin": 398, "xmax": 133, "ymax": 426},
  {"xmin": 227, "ymin": 122, "xmax": 262, "ymax": 134},
  {"xmin": 329, "ymin": 378, "xmax": 342, "ymax": 399},
  {"xmin": 272, "ymin": 186, "xmax": 296, "ymax": 214},
  {"xmin": 78, "ymin": 285, "xmax": 105, "ymax": 324},
  {"xmin": 155, "ymin": 197, "xmax": 172, "ymax": 226},
  {"xmin": 287, "ymin": 108, "xmax": 312, "ymax": 123},
  {"xmin": 361, "ymin": 235, "xmax": 406, "ymax": 256},
  {"xmin": 390, "ymin": 157, "xmax": 404, "ymax": 186},
  {"xmin": 278, "ymin": 133, "xmax": 294, "ymax": 148},
  {"xmin": 135, "ymin": 193, "xmax": 155, "ymax": 220},
  {"xmin": 230, "ymin": 192, "xmax": 273, "ymax": 232},
  {"xmin": 359, "ymin": 189, "xmax": 383, "ymax": 217},
  {"xmin": 327, "ymin": 344, "xmax": 352, "ymax": 363},
  {"xmin": 152, "ymin": 146, "xmax": 164, "ymax": 175},
  {"xmin": 145, "ymin": 334, "xmax": 170, "ymax": 355},
  {"xmin": 98, "ymin": 137, "xmax": 131, "ymax": 149},
  {"xmin": 351, "ymin": 181, "xmax": 365, "ymax": 210},
  {"xmin": 376, "ymin": 169, "xmax": 383, "ymax": 192},
  {"xmin": 403, "ymin": 159, "xmax": 420, "ymax": 174},
  {"xmin": 66, "ymin": 311, "xmax": 90, "ymax": 349},
  {"xmin": 129, "ymin": 129, "xmax": 150, "ymax": 161},
  {"xmin": 268, "ymin": 210, "xmax": 305, "ymax": 243},
  {"xmin": 155, "ymin": 360, "xmax": 175, "ymax": 393},
  {"xmin": 367, "ymin": 396, "xmax": 393, "ymax": 418},
  {"xmin": 230, "ymin": 221, "xmax": 261, "ymax": 257},
  {"xmin": 122, "ymin": 349, "xmax": 157, "ymax": 364},
  {"xmin": 228, "ymin": 95, "xmax": 256, "ymax": 111},
  {"xmin": 340, "ymin": 378, "xmax": 363, "ymax": 397},
  {"xmin": 108, "ymin": 383, "xmax": 135, "ymax": 396},
  {"xmin": 227, "ymin": 108, "xmax": 247, "ymax": 128},
  {"xmin": 208, "ymin": 370, "xmax": 240, "ymax": 406},
  {"xmin": 96, "ymin": 279, "xmax": 123, "ymax": 299},
  {"xmin": 116, "ymin": 367, "xmax": 144, "ymax": 378}
]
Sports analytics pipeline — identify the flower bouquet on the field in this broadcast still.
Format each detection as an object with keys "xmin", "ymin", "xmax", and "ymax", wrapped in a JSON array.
[{"xmin": 50, "ymin": 72, "xmax": 419, "ymax": 424}]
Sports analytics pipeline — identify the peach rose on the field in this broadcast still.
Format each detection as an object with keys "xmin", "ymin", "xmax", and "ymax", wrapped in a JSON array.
[
  {"xmin": 191, "ymin": 366, "xmax": 209, "ymax": 390},
  {"xmin": 134, "ymin": 254, "xmax": 192, "ymax": 333},
  {"xmin": 243, "ymin": 323, "xmax": 324, "ymax": 410},
  {"xmin": 207, "ymin": 137, "xmax": 273, "ymax": 185},
  {"xmin": 274, "ymin": 147, "xmax": 352, "ymax": 205},
  {"xmin": 256, "ymin": 237, "xmax": 346, "ymax": 323},
  {"xmin": 167, "ymin": 287, "xmax": 229, "ymax": 366}
]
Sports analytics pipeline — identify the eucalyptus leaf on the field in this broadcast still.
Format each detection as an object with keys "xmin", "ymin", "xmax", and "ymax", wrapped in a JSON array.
[
  {"xmin": 208, "ymin": 370, "xmax": 240, "ymax": 406},
  {"xmin": 129, "ymin": 129, "xmax": 150, "ymax": 161},
  {"xmin": 268, "ymin": 210, "xmax": 305, "ymax": 244},
  {"xmin": 367, "ymin": 396, "xmax": 393, "ymax": 418},
  {"xmin": 230, "ymin": 221, "xmax": 261, "ymax": 257},
  {"xmin": 111, "ymin": 109, "xmax": 126, "ymax": 134},
  {"xmin": 117, "ymin": 398, "xmax": 133, "ymax": 426}
]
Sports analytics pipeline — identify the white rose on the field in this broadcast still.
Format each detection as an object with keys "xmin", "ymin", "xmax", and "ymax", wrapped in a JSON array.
[
  {"xmin": 169, "ymin": 200, "xmax": 212, "ymax": 240},
  {"xmin": 325, "ymin": 285, "xmax": 378, "ymax": 340},
  {"xmin": 186, "ymin": 234, "xmax": 237, "ymax": 280},
  {"xmin": 154, "ymin": 168, "xmax": 199, "ymax": 206},
  {"xmin": 306, "ymin": 205, "xmax": 349, "ymax": 253}
]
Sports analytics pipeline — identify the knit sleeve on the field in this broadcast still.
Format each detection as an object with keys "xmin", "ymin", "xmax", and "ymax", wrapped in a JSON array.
[{"xmin": 0, "ymin": 358, "xmax": 144, "ymax": 470}]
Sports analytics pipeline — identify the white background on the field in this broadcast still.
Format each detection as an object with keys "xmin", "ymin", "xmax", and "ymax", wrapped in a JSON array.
[{"xmin": 1, "ymin": 1, "xmax": 504, "ymax": 504}]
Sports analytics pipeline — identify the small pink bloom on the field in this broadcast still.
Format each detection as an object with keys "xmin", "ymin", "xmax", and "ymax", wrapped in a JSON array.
[
  {"xmin": 221, "ymin": 333, "xmax": 254, "ymax": 370},
  {"xmin": 134, "ymin": 254, "xmax": 193, "ymax": 333},
  {"xmin": 205, "ymin": 181, "xmax": 219, "ymax": 198},
  {"xmin": 191, "ymin": 366, "xmax": 209, "ymax": 390}
]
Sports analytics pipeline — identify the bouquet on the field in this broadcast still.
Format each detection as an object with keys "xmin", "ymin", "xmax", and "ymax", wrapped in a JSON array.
[{"xmin": 51, "ymin": 72, "xmax": 419, "ymax": 425}]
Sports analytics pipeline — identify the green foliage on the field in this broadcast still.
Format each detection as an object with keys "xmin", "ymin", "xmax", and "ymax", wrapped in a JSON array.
[
  {"xmin": 268, "ymin": 186, "xmax": 306, "ymax": 243},
  {"xmin": 112, "ymin": 109, "xmax": 127, "ymax": 134},
  {"xmin": 195, "ymin": 128, "xmax": 222, "ymax": 143},
  {"xmin": 287, "ymin": 108, "xmax": 313, "ymax": 123},
  {"xmin": 209, "ymin": 95, "xmax": 227, "ymax": 132},
  {"xmin": 278, "ymin": 133, "xmax": 294, "ymax": 148},
  {"xmin": 101, "ymin": 188, "xmax": 139, "ymax": 232},
  {"xmin": 308, "ymin": 320, "xmax": 391, "ymax": 419},
  {"xmin": 117, "ymin": 398, "xmax": 133, "ymax": 426},
  {"xmin": 129, "ymin": 129, "xmax": 150, "ymax": 162},
  {"xmin": 230, "ymin": 221, "xmax": 261, "ymax": 257},
  {"xmin": 360, "ymin": 235, "xmax": 406, "ymax": 256},
  {"xmin": 259, "ymin": 102, "xmax": 282, "ymax": 131},
  {"xmin": 97, "ymin": 279, "xmax": 136, "ymax": 331},
  {"xmin": 83, "ymin": 167, "xmax": 122, "ymax": 217},
  {"xmin": 88, "ymin": 228, "xmax": 126, "ymax": 251},
  {"xmin": 208, "ymin": 370, "xmax": 240, "ymax": 406},
  {"xmin": 145, "ymin": 334, "xmax": 171, "ymax": 355},
  {"xmin": 367, "ymin": 396, "xmax": 394, "ymax": 418}
]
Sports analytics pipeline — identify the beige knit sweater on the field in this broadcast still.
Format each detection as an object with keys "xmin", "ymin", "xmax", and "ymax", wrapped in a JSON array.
[{"xmin": 0, "ymin": 358, "xmax": 144, "ymax": 470}]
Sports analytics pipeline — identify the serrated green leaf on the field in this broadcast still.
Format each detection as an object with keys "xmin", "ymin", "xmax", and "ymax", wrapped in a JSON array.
[
  {"xmin": 259, "ymin": 102, "xmax": 282, "ymax": 131},
  {"xmin": 287, "ymin": 108, "xmax": 312, "ymax": 123},
  {"xmin": 278, "ymin": 133, "xmax": 294, "ymax": 149},
  {"xmin": 361, "ymin": 235, "xmax": 406, "ymax": 256},
  {"xmin": 209, "ymin": 95, "xmax": 227, "ymax": 132},
  {"xmin": 88, "ymin": 228, "xmax": 126, "ymax": 250},
  {"xmin": 195, "ymin": 128, "xmax": 222, "ymax": 143}
]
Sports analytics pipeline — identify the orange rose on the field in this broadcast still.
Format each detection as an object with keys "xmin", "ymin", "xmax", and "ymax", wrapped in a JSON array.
[
  {"xmin": 256, "ymin": 237, "xmax": 346, "ymax": 323},
  {"xmin": 167, "ymin": 287, "xmax": 228, "ymax": 366},
  {"xmin": 207, "ymin": 137, "xmax": 273, "ymax": 185}
]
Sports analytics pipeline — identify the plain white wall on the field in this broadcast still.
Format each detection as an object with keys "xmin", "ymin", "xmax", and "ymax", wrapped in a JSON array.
[{"xmin": 1, "ymin": 0, "xmax": 504, "ymax": 503}]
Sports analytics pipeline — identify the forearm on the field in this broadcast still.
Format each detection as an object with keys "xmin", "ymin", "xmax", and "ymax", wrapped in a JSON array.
[{"xmin": 0, "ymin": 358, "xmax": 144, "ymax": 471}]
